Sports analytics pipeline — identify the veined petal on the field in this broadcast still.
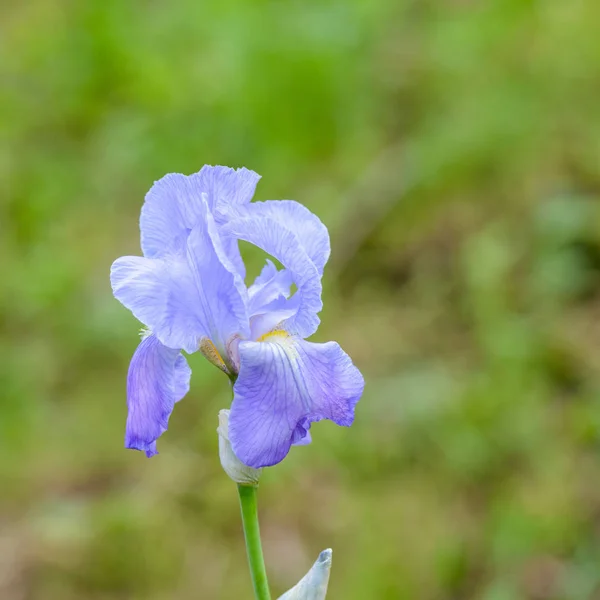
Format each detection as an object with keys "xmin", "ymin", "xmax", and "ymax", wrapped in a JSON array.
[
  {"xmin": 222, "ymin": 216, "xmax": 322, "ymax": 338},
  {"xmin": 186, "ymin": 200, "xmax": 250, "ymax": 353},
  {"xmin": 140, "ymin": 166, "xmax": 259, "ymax": 277},
  {"xmin": 249, "ymin": 294, "xmax": 299, "ymax": 341},
  {"xmin": 220, "ymin": 234, "xmax": 247, "ymax": 281},
  {"xmin": 197, "ymin": 165, "xmax": 261, "ymax": 216},
  {"xmin": 197, "ymin": 165, "xmax": 261, "ymax": 279},
  {"xmin": 248, "ymin": 260, "xmax": 293, "ymax": 316},
  {"xmin": 291, "ymin": 417, "xmax": 312, "ymax": 446},
  {"xmin": 252, "ymin": 259, "xmax": 279, "ymax": 287},
  {"xmin": 110, "ymin": 254, "xmax": 205, "ymax": 354},
  {"xmin": 229, "ymin": 334, "xmax": 364, "ymax": 468},
  {"xmin": 140, "ymin": 173, "xmax": 207, "ymax": 259},
  {"xmin": 111, "ymin": 197, "xmax": 249, "ymax": 357},
  {"xmin": 242, "ymin": 201, "xmax": 330, "ymax": 275},
  {"xmin": 125, "ymin": 334, "xmax": 191, "ymax": 457}
]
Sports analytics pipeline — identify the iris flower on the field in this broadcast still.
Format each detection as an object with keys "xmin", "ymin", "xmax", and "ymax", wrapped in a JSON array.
[{"xmin": 110, "ymin": 166, "xmax": 364, "ymax": 468}]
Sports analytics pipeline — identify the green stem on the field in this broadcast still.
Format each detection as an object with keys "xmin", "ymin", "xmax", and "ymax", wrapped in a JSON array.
[{"xmin": 237, "ymin": 484, "xmax": 271, "ymax": 600}]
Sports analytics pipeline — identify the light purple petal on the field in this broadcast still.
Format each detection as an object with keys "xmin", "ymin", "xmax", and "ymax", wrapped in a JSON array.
[
  {"xmin": 125, "ymin": 334, "xmax": 191, "ymax": 457},
  {"xmin": 229, "ymin": 335, "xmax": 364, "ymax": 467},
  {"xmin": 140, "ymin": 166, "xmax": 260, "ymax": 277},
  {"xmin": 197, "ymin": 165, "xmax": 261, "ymax": 278},
  {"xmin": 111, "ymin": 196, "xmax": 249, "ymax": 356},
  {"xmin": 242, "ymin": 201, "xmax": 330, "ymax": 275},
  {"xmin": 220, "ymin": 234, "xmax": 247, "ymax": 281},
  {"xmin": 185, "ymin": 201, "xmax": 250, "ymax": 352},
  {"xmin": 252, "ymin": 259, "xmax": 279, "ymax": 287},
  {"xmin": 248, "ymin": 260, "xmax": 293, "ymax": 316},
  {"xmin": 249, "ymin": 294, "xmax": 299, "ymax": 341},
  {"xmin": 110, "ymin": 254, "xmax": 205, "ymax": 354},
  {"xmin": 291, "ymin": 418, "xmax": 312, "ymax": 446},
  {"xmin": 222, "ymin": 216, "xmax": 322, "ymax": 338},
  {"xmin": 197, "ymin": 165, "xmax": 261, "ymax": 216},
  {"xmin": 140, "ymin": 173, "xmax": 208, "ymax": 259},
  {"xmin": 247, "ymin": 260, "xmax": 296, "ymax": 339}
]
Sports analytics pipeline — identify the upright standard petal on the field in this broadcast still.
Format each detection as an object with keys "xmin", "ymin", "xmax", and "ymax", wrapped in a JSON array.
[
  {"xmin": 140, "ymin": 173, "xmax": 207, "ymax": 259},
  {"xmin": 195, "ymin": 165, "xmax": 261, "ymax": 278},
  {"xmin": 222, "ymin": 216, "xmax": 322, "ymax": 338},
  {"xmin": 140, "ymin": 166, "xmax": 260, "ymax": 277},
  {"xmin": 185, "ymin": 201, "xmax": 250, "ymax": 355},
  {"xmin": 196, "ymin": 165, "xmax": 261, "ymax": 217},
  {"xmin": 242, "ymin": 201, "xmax": 331, "ymax": 275},
  {"xmin": 111, "ymin": 196, "xmax": 249, "ymax": 358},
  {"xmin": 248, "ymin": 294, "xmax": 300, "ymax": 341},
  {"xmin": 247, "ymin": 260, "xmax": 293, "ymax": 317},
  {"xmin": 125, "ymin": 334, "xmax": 191, "ymax": 457},
  {"xmin": 251, "ymin": 259, "xmax": 279, "ymax": 287},
  {"xmin": 229, "ymin": 333, "xmax": 364, "ymax": 468}
]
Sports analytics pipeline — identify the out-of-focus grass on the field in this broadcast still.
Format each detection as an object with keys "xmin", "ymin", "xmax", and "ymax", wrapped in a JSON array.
[{"xmin": 2, "ymin": 1, "xmax": 600, "ymax": 598}]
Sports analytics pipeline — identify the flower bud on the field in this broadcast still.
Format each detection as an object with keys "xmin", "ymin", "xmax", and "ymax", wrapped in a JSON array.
[
  {"xmin": 217, "ymin": 409, "xmax": 262, "ymax": 485},
  {"xmin": 278, "ymin": 549, "xmax": 332, "ymax": 600}
]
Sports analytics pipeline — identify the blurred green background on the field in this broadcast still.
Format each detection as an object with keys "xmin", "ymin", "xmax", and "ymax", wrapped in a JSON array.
[{"xmin": 3, "ymin": 1, "xmax": 600, "ymax": 598}]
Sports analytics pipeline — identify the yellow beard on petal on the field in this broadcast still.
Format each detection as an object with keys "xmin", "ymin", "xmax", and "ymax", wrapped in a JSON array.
[
  {"xmin": 256, "ymin": 329, "xmax": 302, "ymax": 366},
  {"xmin": 257, "ymin": 329, "xmax": 290, "ymax": 343}
]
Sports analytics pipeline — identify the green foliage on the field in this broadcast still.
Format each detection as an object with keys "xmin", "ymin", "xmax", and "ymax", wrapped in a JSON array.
[{"xmin": 2, "ymin": 0, "xmax": 600, "ymax": 598}]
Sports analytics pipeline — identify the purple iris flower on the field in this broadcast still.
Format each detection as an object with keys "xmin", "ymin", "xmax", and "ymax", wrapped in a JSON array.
[{"xmin": 110, "ymin": 166, "xmax": 364, "ymax": 468}]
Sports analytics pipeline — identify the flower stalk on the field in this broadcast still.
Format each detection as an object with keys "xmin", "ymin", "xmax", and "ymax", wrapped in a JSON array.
[{"xmin": 238, "ymin": 484, "xmax": 271, "ymax": 600}]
